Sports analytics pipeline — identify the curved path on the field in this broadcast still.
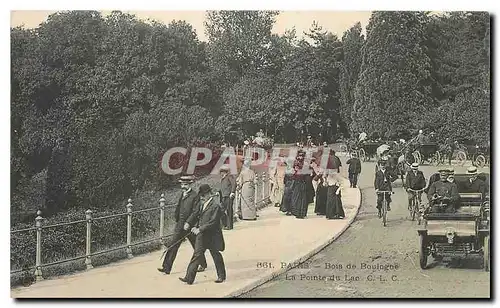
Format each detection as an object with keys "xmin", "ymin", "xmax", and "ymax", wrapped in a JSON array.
[
  {"xmin": 242, "ymin": 162, "xmax": 490, "ymax": 298},
  {"xmin": 11, "ymin": 159, "xmax": 360, "ymax": 298}
]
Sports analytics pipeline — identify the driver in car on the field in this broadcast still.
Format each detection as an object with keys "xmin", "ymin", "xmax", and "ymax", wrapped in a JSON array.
[{"xmin": 426, "ymin": 169, "xmax": 459, "ymax": 213}]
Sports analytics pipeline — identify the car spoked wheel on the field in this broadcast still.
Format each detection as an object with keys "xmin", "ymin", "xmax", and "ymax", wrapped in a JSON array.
[
  {"xmin": 456, "ymin": 150, "xmax": 466, "ymax": 166},
  {"xmin": 475, "ymin": 155, "xmax": 486, "ymax": 168}
]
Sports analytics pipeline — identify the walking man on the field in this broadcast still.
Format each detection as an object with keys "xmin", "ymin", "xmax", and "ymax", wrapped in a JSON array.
[
  {"xmin": 158, "ymin": 175, "xmax": 207, "ymax": 274},
  {"xmin": 179, "ymin": 184, "xmax": 226, "ymax": 285},
  {"xmin": 346, "ymin": 152, "xmax": 362, "ymax": 188},
  {"xmin": 219, "ymin": 166, "xmax": 236, "ymax": 230}
]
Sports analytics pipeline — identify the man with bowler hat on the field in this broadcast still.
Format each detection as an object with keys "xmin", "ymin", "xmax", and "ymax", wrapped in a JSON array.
[
  {"xmin": 179, "ymin": 184, "xmax": 226, "ymax": 285},
  {"xmin": 158, "ymin": 175, "xmax": 207, "ymax": 274}
]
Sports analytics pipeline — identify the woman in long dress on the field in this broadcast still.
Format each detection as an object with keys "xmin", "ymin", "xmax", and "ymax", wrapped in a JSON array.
[
  {"xmin": 236, "ymin": 160, "xmax": 256, "ymax": 220},
  {"xmin": 314, "ymin": 169, "xmax": 327, "ymax": 215},
  {"xmin": 269, "ymin": 163, "xmax": 284, "ymax": 207},
  {"xmin": 325, "ymin": 173, "xmax": 345, "ymax": 219},
  {"xmin": 280, "ymin": 159, "xmax": 295, "ymax": 215},
  {"xmin": 291, "ymin": 158, "xmax": 308, "ymax": 219}
]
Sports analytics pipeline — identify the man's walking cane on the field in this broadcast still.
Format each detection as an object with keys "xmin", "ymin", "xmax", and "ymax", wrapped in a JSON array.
[{"xmin": 159, "ymin": 231, "xmax": 191, "ymax": 260}]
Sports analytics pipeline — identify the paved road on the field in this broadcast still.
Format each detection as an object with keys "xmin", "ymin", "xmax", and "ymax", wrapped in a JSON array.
[{"xmin": 242, "ymin": 162, "xmax": 490, "ymax": 298}]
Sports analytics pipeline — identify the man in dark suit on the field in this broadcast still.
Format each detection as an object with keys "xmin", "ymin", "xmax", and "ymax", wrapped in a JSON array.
[
  {"xmin": 374, "ymin": 160, "xmax": 392, "ymax": 215},
  {"xmin": 219, "ymin": 166, "xmax": 236, "ymax": 230},
  {"xmin": 346, "ymin": 152, "xmax": 361, "ymax": 188},
  {"xmin": 464, "ymin": 166, "xmax": 488, "ymax": 201},
  {"xmin": 405, "ymin": 163, "xmax": 426, "ymax": 210},
  {"xmin": 157, "ymin": 175, "xmax": 207, "ymax": 274},
  {"xmin": 179, "ymin": 184, "xmax": 226, "ymax": 285}
]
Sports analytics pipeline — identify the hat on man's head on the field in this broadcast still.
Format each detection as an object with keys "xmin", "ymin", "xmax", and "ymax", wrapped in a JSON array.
[
  {"xmin": 178, "ymin": 175, "xmax": 195, "ymax": 183},
  {"xmin": 438, "ymin": 169, "xmax": 448, "ymax": 176},
  {"xmin": 219, "ymin": 166, "xmax": 230, "ymax": 173},
  {"xmin": 467, "ymin": 166, "xmax": 478, "ymax": 175},
  {"xmin": 411, "ymin": 163, "xmax": 419, "ymax": 169},
  {"xmin": 351, "ymin": 152, "xmax": 358, "ymax": 157},
  {"xmin": 244, "ymin": 140, "xmax": 250, "ymax": 145},
  {"xmin": 446, "ymin": 168, "xmax": 454, "ymax": 175},
  {"xmin": 378, "ymin": 160, "xmax": 388, "ymax": 166},
  {"xmin": 198, "ymin": 184, "xmax": 212, "ymax": 195}
]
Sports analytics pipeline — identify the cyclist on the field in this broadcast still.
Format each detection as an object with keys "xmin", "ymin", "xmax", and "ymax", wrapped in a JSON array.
[
  {"xmin": 405, "ymin": 163, "xmax": 426, "ymax": 211},
  {"xmin": 374, "ymin": 160, "xmax": 392, "ymax": 216}
]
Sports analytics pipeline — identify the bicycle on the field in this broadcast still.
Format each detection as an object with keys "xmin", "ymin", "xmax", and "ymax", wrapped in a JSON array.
[
  {"xmin": 376, "ymin": 190, "xmax": 394, "ymax": 227},
  {"xmin": 407, "ymin": 188, "xmax": 425, "ymax": 224}
]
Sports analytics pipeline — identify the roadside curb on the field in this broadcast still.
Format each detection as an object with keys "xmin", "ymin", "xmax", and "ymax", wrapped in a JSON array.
[{"xmin": 224, "ymin": 177, "xmax": 362, "ymax": 298}]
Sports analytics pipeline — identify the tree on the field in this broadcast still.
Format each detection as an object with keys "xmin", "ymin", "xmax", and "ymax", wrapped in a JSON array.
[
  {"xmin": 352, "ymin": 11, "xmax": 434, "ymax": 137},
  {"xmin": 339, "ymin": 22, "xmax": 364, "ymax": 136}
]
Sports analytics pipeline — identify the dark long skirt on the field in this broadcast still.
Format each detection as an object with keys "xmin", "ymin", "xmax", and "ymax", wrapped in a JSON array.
[
  {"xmin": 291, "ymin": 179, "xmax": 308, "ymax": 218},
  {"xmin": 280, "ymin": 186, "xmax": 293, "ymax": 213},
  {"xmin": 306, "ymin": 175, "xmax": 315, "ymax": 204},
  {"xmin": 325, "ymin": 185, "xmax": 345, "ymax": 219},
  {"xmin": 314, "ymin": 184, "xmax": 327, "ymax": 215}
]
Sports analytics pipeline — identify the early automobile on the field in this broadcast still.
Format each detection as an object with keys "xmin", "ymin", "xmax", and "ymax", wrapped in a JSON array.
[{"xmin": 417, "ymin": 173, "xmax": 490, "ymax": 271}]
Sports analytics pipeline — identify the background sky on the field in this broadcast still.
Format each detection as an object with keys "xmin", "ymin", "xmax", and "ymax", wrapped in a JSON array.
[{"xmin": 10, "ymin": 10, "xmax": 373, "ymax": 41}]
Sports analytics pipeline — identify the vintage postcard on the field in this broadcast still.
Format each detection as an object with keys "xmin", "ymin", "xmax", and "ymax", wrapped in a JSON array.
[{"xmin": 10, "ymin": 10, "xmax": 491, "ymax": 299}]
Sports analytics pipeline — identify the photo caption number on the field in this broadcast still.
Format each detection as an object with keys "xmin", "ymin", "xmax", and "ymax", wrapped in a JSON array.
[{"xmin": 256, "ymin": 262, "xmax": 274, "ymax": 269}]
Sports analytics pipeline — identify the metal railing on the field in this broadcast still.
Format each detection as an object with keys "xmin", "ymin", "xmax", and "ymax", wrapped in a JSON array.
[{"xmin": 10, "ymin": 172, "xmax": 271, "ymax": 284}]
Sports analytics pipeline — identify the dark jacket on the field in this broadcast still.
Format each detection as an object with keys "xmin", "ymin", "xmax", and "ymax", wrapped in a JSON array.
[
  {"xmin": 346, "ymin": 157, "xmax": 361, "ymax": 174},
  {"xmin": 219, "ymin": 175, "xmax": 236, "ymax": 198},
  {"xmin": 427, "ymin": 181, "xmax": 459, "ymax": 203},
  {"xmin": 194, "ymin": 195, "xmax": 225, "ymax": 251},
  {"xmin": 174, "ymin": 189, "xmax": 200, "ymax": 230},
  {"xmin": 405, "ymin": 170, "xmax": 426, "ymax": 190},
  {"xmin": 463, "ymin": 178, "xmax": 488, "ymax": 200},
  {"xmin": 374, "ymin": 170, "xmax": 392, "ymax": 191}
]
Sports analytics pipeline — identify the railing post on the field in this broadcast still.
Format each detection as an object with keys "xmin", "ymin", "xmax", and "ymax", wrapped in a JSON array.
[
  {"xmin": 254, "ymin": 173, "xmax": 260, "ymax": 209},
  {"xmin": 85, "ymin": 209, "xmax": 93, "ymax": 270},
  {"xmin": 261, "ymin": 172, "xmax": 266, "ymax": 205},
  {"xmin": 159, "ymin": 194, "xmax": 166, "ymax": 249},
  {"xmin": 126, "ymin": 199, "xmax": 133, "ymax": 258},
  {"xmin": 34, "ymin": 210, "xmax": 44, "ymax": 281}
]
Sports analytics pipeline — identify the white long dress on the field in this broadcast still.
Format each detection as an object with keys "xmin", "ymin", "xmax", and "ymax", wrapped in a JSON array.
[{"xmin": 237, "ymin": 167, "xmax": 256, "ymax": 220}]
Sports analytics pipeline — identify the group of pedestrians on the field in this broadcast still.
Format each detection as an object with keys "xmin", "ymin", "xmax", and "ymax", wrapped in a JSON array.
[{"xmin": 269, "ymin": 146, "xmax": 358, "ymax": 220}]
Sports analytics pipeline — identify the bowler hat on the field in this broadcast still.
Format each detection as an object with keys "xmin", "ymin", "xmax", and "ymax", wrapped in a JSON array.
[
  {"xmin": 178, "ymin": 175, "xmax": 195, "ymax": 183},
  {"xmin": 198, "ymin": 184, "xmax": 212, "ymax": 195}
]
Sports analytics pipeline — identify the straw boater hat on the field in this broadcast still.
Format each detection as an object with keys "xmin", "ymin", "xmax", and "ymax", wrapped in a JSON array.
[
  {"xmin": 178, "ymin": 175, "xmax": 195, "ymax": 183},
  {"xmin": 219, "ymin": 166, "xmax": 230, "ymax": 173},
  {"xmin": 411, "ymin": 163, "xmax": 419, "ymax": 169},
  {"xmin": 467, "ymin": 166, "xmax": 478, "ymax": 175}
]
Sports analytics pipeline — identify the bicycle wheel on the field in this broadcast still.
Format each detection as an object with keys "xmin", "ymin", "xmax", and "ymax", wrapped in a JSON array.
[
  {"xmin": 411, "ymin": 197, "xmax": 416, "ymax": 221},
  {"xmin": 382, "ymin": 198, "xmax": 387, "ymax": 227}
]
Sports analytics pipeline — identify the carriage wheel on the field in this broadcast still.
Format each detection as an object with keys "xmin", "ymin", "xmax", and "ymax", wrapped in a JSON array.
[
  {"xmin": 432, "ymin": 151, "xmax": 441, "ymax": 166},
  {"xmin": 456, "ymin": 151, "xmax": 467, "ymax": 166},
  {"xmin": 413, "ymin": 151, "xmax": 421, "ymax": 165},
  {"xmin": 359, "ymin": 148, "xmax": 367, "ymax": 162},
  {"xmin": 484, "ymin": 235, "xmax": 490, "ymax": 272},
  {"xmin": 475, "ymin": 155, "xmax": 486, "ymax": 168}
]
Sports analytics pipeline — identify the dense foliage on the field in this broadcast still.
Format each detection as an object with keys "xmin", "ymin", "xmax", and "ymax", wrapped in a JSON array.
[{"xmin": 11, "ymin": 10, "xmax": 490, "ymax": 222}]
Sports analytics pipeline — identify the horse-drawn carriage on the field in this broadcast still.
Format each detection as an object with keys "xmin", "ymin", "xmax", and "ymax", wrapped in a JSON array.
[
  {"xmin": 417, "ymin": 173, "xmax": 490, "ymax": 271},
  {"xmin": 358, "ymin": 141, "xmax": 382, "ymax": 162},
  {"xmin": 412, "ymin": 143, "xmax": 442, "ymax": 166}
]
